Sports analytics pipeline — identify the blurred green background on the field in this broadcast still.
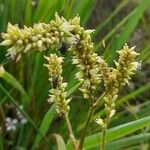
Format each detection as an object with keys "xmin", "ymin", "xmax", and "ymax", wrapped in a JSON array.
[{"xmin": 0, "ymin": 0, "xmax": 150, "ymax": 149}]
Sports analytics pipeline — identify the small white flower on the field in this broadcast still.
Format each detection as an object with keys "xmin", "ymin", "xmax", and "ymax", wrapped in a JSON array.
[
  {"xmin": 109, "ymin": 109, "xmax": 116, "ymax": 118},
  {"xmin": 5, "ymin": 117, "xmax": 18, "ymax": 131},
  {"xmin": 31, "ymin": 1, "xmax": 36, "ymax": 6},
  {"xmin": 20, "ymin": 118, "xmax": 27, "ymax": 124},
  {"xmin": 132, "ymin": 61, "xmax": 142, "ymax": 70},
  {"xmin": 6, "ymin": 46, "xmax": 18, "ymax": 59},
  {"xmin": 17, "ymin": 105, "xmax": 27, "ymax": 125},
  {"xmin": 0, "ymin": 65, "xmax": 5, "ymax": 77},
  {"xmin": 95, "ymin": 117, "xmax": 104, "ymax": 127}
]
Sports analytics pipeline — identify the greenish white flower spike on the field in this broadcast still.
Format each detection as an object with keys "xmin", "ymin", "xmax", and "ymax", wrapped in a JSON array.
[
  {"xmin": 44, "ymin": 53, "xmax": 71, "ymax": 116},
  {"xmin": 1, "ymin": 13, "xmax": 102, "ymax": 101},
  {"xmin": 1, "ymin": 13, "xmax": 77, "ymax": 59},
  {"xmin": 69, "ymin": 18, "xmax": 102, "ymax": 100},
  {"xmin": 96, "ymin": 44, "xmax": 140, "ymax": 126}
]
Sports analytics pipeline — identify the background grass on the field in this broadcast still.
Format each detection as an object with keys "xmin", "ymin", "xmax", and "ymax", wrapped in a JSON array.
[{"xmin": 0, "ymin": 0, "xmax": 150, "ymax": 149}]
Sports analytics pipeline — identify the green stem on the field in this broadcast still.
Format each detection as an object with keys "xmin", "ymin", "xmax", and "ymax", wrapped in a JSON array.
[
  {"xmin": 78, "ymin": 106, "xmax": 94, "ymax": 150},
  {"xmin": 101, "ymin": 127, "xmax": 107, "ymax": 150},
  {"xmin": 101, "ymin": 115, "xmax": 109, "ymax": 150},
  {"xmin": 64, "ymin": 113, "xmax": 77, "ymax": 150}
]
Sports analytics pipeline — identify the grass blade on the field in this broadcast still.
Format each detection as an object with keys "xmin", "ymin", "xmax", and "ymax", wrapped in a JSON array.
[
  {"xmin": 105, "ymin": 133, "xmax": 150, "ymax": 150},
  {"xmin": 106, "ymin": 0, "xmax": 150, "ymax": 64},
  {"xmin": 94, "ymin": 83, "xmax": 150, "ymax": 118},
  {"xmin": 83, "ymin": 116, "xmax": 150, "ymax": 149},
  {"xmin": 94, "ymin": 0, "xmax": 130, "ymax": 36},
  {"xmin": 1, "ymin": 71, "xmax": 26, "ymax": 96},
  {"xmin": 24, "ymin": 0, "xmax": 32, "ymax": 26},
  {"xmin": 0, "ymin": 84, "xmax": 50, "ymax": 146},
  {"xmin": 31, "ymin": 105, "xmax": 55, "ymax": 150},
  {"xmin": 53, "ymin": 134, "xmax": 66, "ymax": 150}
]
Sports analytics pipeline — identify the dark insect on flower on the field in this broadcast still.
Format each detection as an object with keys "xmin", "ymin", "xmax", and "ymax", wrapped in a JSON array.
[
  {"xmin": 52, "ymin": 76, "xmax": 59, "ymax": 89},
  {"xmin": 59, "ymin": 43, "xmax": 68, "ymax": 54}
]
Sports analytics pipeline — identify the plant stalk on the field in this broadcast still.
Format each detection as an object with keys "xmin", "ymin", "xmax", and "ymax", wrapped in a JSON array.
[
  {"xmin": 101, "ymin": 126, "xmax": 107, "ymax": 150},
  {"xmin": 64, "ymin": 113, "xmax": 77, "ymax": 150},
  {"xmin": 78, "ymin": 106, "xmax": 94, "ymax": 150}
]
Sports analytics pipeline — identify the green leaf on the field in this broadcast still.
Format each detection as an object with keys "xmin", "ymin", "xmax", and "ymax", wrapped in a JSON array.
[
  {"xmin": 117, "ymin": 83, "xmax": 150, "ymax": 107},
  {"xmin": 94, "ymin": 0, "xmax": 130, "ymax": 36},
  {"xmin": 72, "ymin": 0, "xmax": 96, "ymax": 25},
  {"xmin": 2, "ymin": 71, "xmax": 26, "ymax": 96},
  {"xmin": 24, "ymin": 0, "xmax": 32, "ymax": 26},
  {"xmin": 95, "ymin": 9, "xmax": 136, "ymax": 51},
  {"xmin": 105, "ymin": 133, "xmax": 150, "ymax": 150},
  {"xmin": 31, "ymin": 79, "xmax": 81, "ymax": 149},
  {"xmin": 66, "ymin": 81, "xmax": 82, "ymax": 97},
  {"xmin": 0, "ymin": 84, "xmax": 50, "ymax": 146},
  {"xmin": 93, "ymin": 83, "xmax": 150, "ymax": 120},
  {"xmin": 53, "ymin": 134, "xmax": 66, "ymax": 150},
  {"xmin": 1, "ymin": 71, "xmax": 29, "ymax": 106},
  {"xmin": 0, "ymin": 89, "xmax": 13, "ymax": 105},
  {"xmin": 31, "ymin": 105, "xmax": 55, "ymax": 150},
  {"xmin": 83, "ymin": 116, "xmax": 150, "ymax": 149},
  {"xmin": 106, "ymin": 0, "xmax": 150, "ymax": 64},
  {"xmin": 138, "ymin": 45, "xmax": 150, "ymax": 63}
]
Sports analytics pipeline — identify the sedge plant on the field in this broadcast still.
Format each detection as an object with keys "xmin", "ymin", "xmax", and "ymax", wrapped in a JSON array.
[{"xmin": 0, "ymin": 13, "xmax": 141, "ymax": 150}]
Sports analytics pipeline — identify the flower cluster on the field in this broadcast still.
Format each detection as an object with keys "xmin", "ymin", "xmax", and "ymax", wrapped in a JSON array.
[
  {"xmin": 69, "ymin": 16, "xmax": 101, "ymax": 99},
  {"xmin": 0, "ymin": 13, "xmax": 76, "ymax": 59},
  {"xmin": 44, "ymin": 54, "xmax": 71, "ymax": 115},
  {"xmin": 4, "ymin": 105, "xmax": 27, "ymax": 132},
  {"xmin": 5, "ymin": 117, "xmax": 17, "ymax": 131},
  {"xmin": 1, "ymin": 13, "xmax": 102, "ymax": 101},
  {"xmin": 96, "ymin": 44, "xmax": 140, "ymax": 127}
]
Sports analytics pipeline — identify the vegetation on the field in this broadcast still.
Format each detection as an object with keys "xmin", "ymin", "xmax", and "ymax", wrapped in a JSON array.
[{"xmin": 0, "ymin": 0, "xmax": 150, "ymax": 149}]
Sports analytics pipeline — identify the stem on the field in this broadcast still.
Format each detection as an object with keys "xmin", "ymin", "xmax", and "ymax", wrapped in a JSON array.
[
  {"xmin": 78, "ymin": 106, "xmax": 94, "ymax": 150},
  {"xmin": 64, "ymin": 113, "xmax": 77, "ymax": 150},
  {"xmin": 93, "ymin": 93, "xmax": 105, "ymax": 108},
  {"xmin": 101, "ymin": 116, "xmax": 109, "ymax": 150},
  {"xmin": 101, "ymin": 127, "xmax": 107, "ymax": 150}
]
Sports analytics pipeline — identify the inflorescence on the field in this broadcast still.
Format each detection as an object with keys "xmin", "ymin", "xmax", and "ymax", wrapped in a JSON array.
[
  {"xmin": 1, "ymin": 13, "xmax": 140, "ymax": 147},
  {"xmin": 44, "ymin": 54, "xmax": 71, "ymax": 116},
  {"xmin": 1, "ymin": 13, "xmax": 101, "ymax": 101},
  {"xmin": 96, "ymin": 44, "xmax": 140, "ymax": 128}
]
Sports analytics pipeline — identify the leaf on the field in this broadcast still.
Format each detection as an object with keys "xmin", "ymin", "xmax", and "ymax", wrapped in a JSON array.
[
  {"xmin": 106, "ymin": 0, "xmax": 150, "ymax": 64},
  {"xmin": 117, "ymin": 83, "xmax": 150, "ymax": 107},
  {"xmin": 105, "ymin": 133, "xmax": 150, "ymax": 150},
  {"xmin": 94, "ymin": 0, "xmax": 130, "ymax": 36},
  {"xmin": 0, "ymin": 84, "xmax": 49, "ymax": 146},
  {"xmin": 66, "ymin": 81, "xmax": 82, "ymax": 97},
  {"xmin": 1, "ymin": 71, "xmax": 29, "ymax": 106},
  {"xmin": 2, "ymin": 71, "xmax": 26, "ymax": 96},
  {"xmin": 72, "ymin": 0, "xmax": 96, "ymax": 25},
  {"xmin": 95, "ymin": 9, "xmax": 136, "ymax": 51},
  {"xmin": 0, "ymin": 89, "xmax": 13, "ymax": 105},
  {"xmin": 53, "ymin": 134, "xmax": 66, "ymax": 150},
  {"xmin": 31, "ymin": 80, "xmax": 81, "ymax": 149},
  {"xmin": 31, "ymin": 106, "xmax": 55, "ymax": 150},
  {"xmin": 94, "ymin": 83, "xmax": 150, "ymax": 119},
  {"xmin": 24, "ymin": 0, "xmax": 32, "ymax": 26},
  {"xmin": 83, "ymin": 116, "xmax": 150, "ymax": 149}
]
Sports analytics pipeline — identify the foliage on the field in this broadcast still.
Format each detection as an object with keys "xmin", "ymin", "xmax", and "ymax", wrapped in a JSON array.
[{"xmin": 0, "ymin": 0, "xmax": 150, "ymax": 149}]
